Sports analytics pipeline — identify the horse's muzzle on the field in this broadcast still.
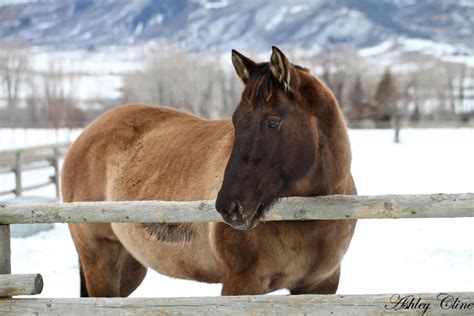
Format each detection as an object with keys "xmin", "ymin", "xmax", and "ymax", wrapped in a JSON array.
[{"xmin": 216, "ymin": 200, "xmax": 262, "ymax": 230}]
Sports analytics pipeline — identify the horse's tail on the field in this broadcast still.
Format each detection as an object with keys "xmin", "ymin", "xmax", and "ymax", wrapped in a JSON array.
[{"xmin": 79, "ymin": 259, "xmax": 89, "ymax": 297}]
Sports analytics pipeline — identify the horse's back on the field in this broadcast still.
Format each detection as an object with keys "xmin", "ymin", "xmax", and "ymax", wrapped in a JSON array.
[{"xmin": 61, "ymin": 104, "xmax": 233, "ymax": 203}]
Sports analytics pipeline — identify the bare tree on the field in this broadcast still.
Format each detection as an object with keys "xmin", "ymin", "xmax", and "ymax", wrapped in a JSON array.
[
  {"xmin": 40, "ymin": 61, "xmax": 79, "ymax": 135},
  {"xmin": 374, "ymin": 68, "xmax": 402, "ymax": 142},
  {"xmin": 123, "ymin": 44, "xmax": 238, "ymax": 119},
  {"xmin": 120, "ymin": 43, "xmax": 473, "ymax": 133},
  {"xmin": 347, "ymin": 74, "xmax": 365, "ymax": 120},
  {"xmin": 0, "ymin": 40, "xmax": 29, "ymax": 123}
]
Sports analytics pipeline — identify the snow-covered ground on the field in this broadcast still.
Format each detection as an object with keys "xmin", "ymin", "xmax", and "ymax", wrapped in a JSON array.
[
  {"xmin": 0, "ymin": 128, "xmax": 82, "ymax": 200},
  {"xmin": 0, "ymin": 128, "xmax": 82, "ymax": 150},
  {"xmin": 2, "ymin": 128, "xmax": 473, "ymax": 297}
]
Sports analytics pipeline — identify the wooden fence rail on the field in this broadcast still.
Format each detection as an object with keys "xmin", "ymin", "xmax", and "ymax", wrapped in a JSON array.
[
  {"xmin": 0, "ymin": 143, "xmax": 70, "ymax": 198},
  {"xmin": 0, "ymin": 193, "xmax": 472, "ymax": 224},
  {"xmin": 0, "ymin": 274, "xmax": 43, "ymax": 297},
  {"xmin": 0, "ymin": 193, "xmax": 473, "ymax": 315},
  {"xmin": 2, "ymin": 292, "xmax": 474, "ymax": 315}
]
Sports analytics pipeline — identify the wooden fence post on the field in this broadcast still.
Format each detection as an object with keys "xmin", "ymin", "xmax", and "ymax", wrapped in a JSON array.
[
  {"xmin": 14, "ymin": 152, "xmax": 22, "ymax": 197},
  {"xmin": 52, "ymin": 147, "xmax": 60, "ymax": 199},
  {"xmin": 0, "ymin": 225, "xmax": 11, "ymax": 275}
]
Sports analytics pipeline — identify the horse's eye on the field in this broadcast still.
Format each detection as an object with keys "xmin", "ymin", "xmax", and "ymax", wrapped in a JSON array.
[{"xmin": 267, "ymin": 119, "xmax": 281, "ymax": 129}]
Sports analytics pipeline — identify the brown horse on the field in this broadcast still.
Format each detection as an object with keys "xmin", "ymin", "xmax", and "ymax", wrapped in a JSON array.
[{"xmin": 62, "ymin": 46, "xmax": 357, "ymax": 297}]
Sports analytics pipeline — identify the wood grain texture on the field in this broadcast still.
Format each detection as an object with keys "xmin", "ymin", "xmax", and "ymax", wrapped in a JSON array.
[
  {"xmin": 0, "ymin": 292, "xmax": 473, "ymax": 315},
  {"xmin": 0, "ymin": 225, "xmax": 10, "ymax": 274},
  {"xmin": 0, "ymin": 193, "xmax": 472, "ymax": 224},
  {"xmin": 0, "ymin": 274, "xmax": 43, "ymax": 297}
]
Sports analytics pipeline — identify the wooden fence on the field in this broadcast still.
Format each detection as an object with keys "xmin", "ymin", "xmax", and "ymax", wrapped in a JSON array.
[
  {"xmin": 0, "ymin": 143, "xmax": 70, "ymax": 198},
  {"xmin": 0, "ymin": 193, "xmax": 473, "ymax": 315}
]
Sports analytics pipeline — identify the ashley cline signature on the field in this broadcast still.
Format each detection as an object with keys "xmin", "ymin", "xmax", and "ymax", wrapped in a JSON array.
[{"xmin": 385, "ymin": 293, "xmax": 474, "ymax": 315}]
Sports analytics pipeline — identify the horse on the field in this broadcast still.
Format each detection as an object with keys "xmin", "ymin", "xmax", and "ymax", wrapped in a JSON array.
[{"xmin": 62, "ymin": 46, "xmax": 357, "ymax": 297}]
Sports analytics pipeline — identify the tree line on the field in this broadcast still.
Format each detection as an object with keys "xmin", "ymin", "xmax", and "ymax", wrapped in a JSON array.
[
  {"xmin": 123, "ymin": 45, "xmax": 474, "ymax": 128},
  {"xmin": 1, "ymin": 41, "xmax": 473, "ymax": 133},
  {"xmin": 0, "ymin": 40, "xmax": 85, "ymax": 129}
]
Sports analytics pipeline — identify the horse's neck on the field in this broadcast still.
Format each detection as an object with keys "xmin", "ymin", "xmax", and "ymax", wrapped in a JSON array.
[{"xmin": 310, "ymin": 125, "xmax": 353, "ymax": 196}]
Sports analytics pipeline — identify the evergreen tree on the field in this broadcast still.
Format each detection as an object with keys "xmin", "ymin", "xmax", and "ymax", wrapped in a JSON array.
[{"xmin": 374, "ymin": 68, "xmax": 399, "ymax": 121}]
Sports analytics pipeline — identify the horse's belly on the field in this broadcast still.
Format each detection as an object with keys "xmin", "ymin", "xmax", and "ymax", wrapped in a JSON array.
[{"xmin": 111, "ymin": 223, "xmax": 221, "ymax": 283}]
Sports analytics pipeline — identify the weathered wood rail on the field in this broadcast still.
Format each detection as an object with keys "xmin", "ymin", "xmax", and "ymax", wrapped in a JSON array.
[
  {"xmin": 0, "ymin": 193, "xmax": 473, "ymax": 224},
  {"xmin": 0, "ymin": 193, "xmax": 473, "ymax": 315},
  {"xmin": 0, "ymin": 143, "xmax": 70, "ymax": 198},
  {"xmin": 0, "ymin": 274, "xmax": 43, "ymax": 297},
  {"xmin": 2, "ymin": 292, "xmax": 474, "ymax": 315}
]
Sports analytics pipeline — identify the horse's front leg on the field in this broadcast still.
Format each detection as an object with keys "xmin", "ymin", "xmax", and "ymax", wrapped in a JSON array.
[
  {"xmin": 221, "ymin": 270, "xmax": 270, "ymax": 296},
  {"xmin": 213, "ymin": 224, "xmax": 271, "ymax": 296}
]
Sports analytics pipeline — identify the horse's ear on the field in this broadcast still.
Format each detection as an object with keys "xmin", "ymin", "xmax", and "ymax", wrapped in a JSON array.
[
  {"xmin": 231, "ymin": 49, "xmax": 257, "ymax": 84},
  {"xmin": 269, "ymin": 46, "xmax": 293, "ymax": 91}
]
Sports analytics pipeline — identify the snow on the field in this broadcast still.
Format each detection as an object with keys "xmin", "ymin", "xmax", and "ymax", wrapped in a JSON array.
[
  {"xmin": 0, "ymin": 128, "xmax": 82, "ymax": 200},
  {"xmin": 443, "ymin": 54, "xmax": 474, "ymax": 67},
  {"xmin": 358, "ymin": 37, "xmax": 474, "ymax": 67},
  {"xmin": 401, "ymin": 38, "xmax": 455, "ymax": 54},
  {"xmin": 2, "ymin": 127, "xmax": 474, "ymax": 297},
  {"xmin": 0, "ymin": 0, "xmax": 39, "ymax": 5},
  {"xmin": 0, "ymin": 47, "xmax": 144, "ymax": 105},
  {"xmin": 359, "ymin": 40, "xmax": 395, "ymax": 57},
  {"xmin": 289, "ymin": 5, "xmax": 306, "ymax": 14},
  {"xmin": 0, "ymin": 128, "xmax": 82, "ymax": 150},
  {"xmin": 29, "ymin": 47, "xmax": 143, "ymax": 75},
  {"xmin": 265, "ymin": 7, "xmax": 288, "ymax": 31},
  {"xmin": 149, "ymin": 14, "xmax": 164, "ymax": 26},
  {"xmin": 460, "ymin": 0, "xmax": 474, "ymax": 7},
  {"xmin": 192, "ymin": 0, "xmax": 230, "ymax": 10}
]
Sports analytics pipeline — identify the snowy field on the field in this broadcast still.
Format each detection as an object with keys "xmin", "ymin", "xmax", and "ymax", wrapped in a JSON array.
[{"xmin": 1, "ymin": 127, "xmax": 473, "ymax": 297}]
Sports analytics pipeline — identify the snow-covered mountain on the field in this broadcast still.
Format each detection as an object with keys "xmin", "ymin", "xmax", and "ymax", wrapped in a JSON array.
[{"xmin": 1, "ymin": 0, "xmax": 473, "ymax": 53}]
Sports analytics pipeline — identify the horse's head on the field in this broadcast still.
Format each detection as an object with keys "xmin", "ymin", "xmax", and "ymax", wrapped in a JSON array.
[{"xmin": 216, "ymin": 46, "xmax": 351, "ymax": 230}]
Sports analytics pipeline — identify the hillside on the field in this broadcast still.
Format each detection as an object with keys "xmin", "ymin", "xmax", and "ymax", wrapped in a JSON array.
[{"xmin": 1, "ymin": 0, "xmax": 473, "ymax": 53}]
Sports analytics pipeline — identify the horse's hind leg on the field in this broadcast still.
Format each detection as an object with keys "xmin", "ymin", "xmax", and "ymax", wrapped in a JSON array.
[
  {"xmin": 290, "ymin": 266, "xmax": 341, "ymax": 295},
  {"xmin": 79, "ymin": 259, "xmax": 88, "ymax": 297},
  {"xmin": 70, "ymin": 223, "xmax": 147, "ymax": 297}
]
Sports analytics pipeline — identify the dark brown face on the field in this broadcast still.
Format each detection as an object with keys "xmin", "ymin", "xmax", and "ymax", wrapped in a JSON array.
[{"xmin": 216, "ymin": 47, "xmax": 318, "ymax": 230}]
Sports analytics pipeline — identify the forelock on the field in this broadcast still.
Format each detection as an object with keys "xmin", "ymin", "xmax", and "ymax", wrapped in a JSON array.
[{"xmin": 242, "ymin": 63, "xmax": 274, "ymax": 105}]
